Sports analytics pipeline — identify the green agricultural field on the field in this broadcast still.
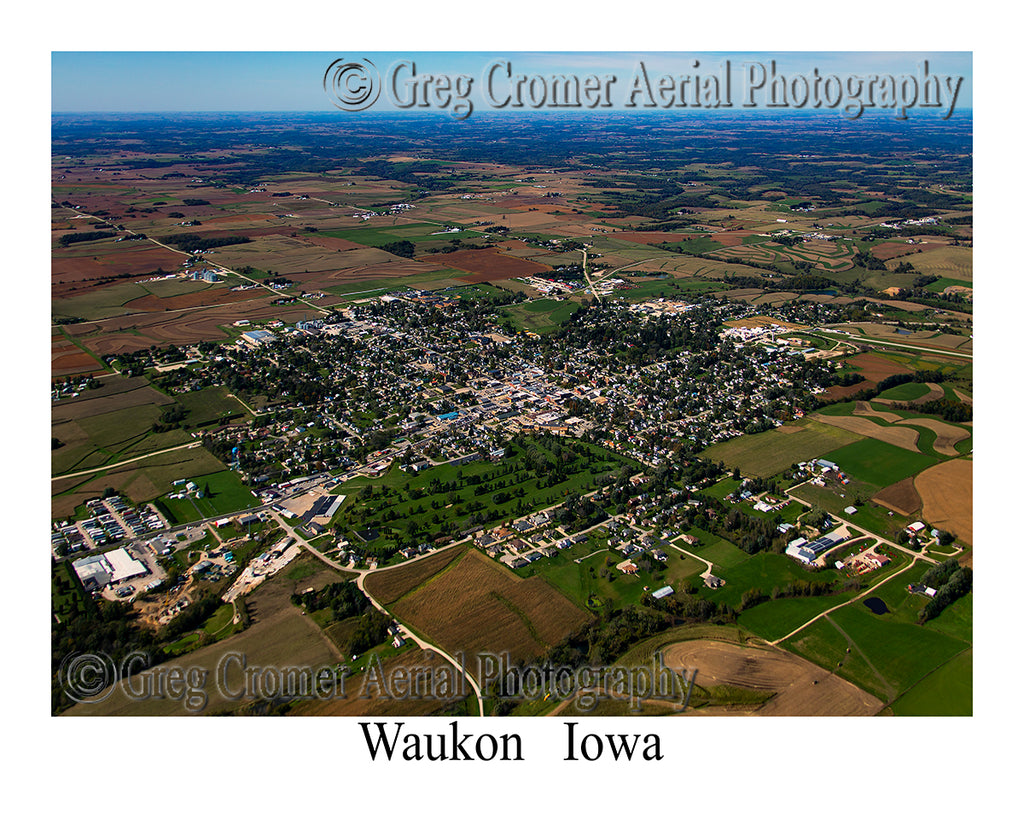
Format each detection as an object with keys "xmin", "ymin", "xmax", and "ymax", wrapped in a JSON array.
[
  {"xmin": 321, "ymin": 222, "xmax": 482, "ymax": 247},
  {"xmin": 923, "ymin": 276, "xmax": 972, "ymax": 294},
  {"xmin": 702, "ymin": 419, "xmax": 863, "ymax": 478},
  {"xmin": 821, "ymin": 438, "xmax": 938, "ymax": 488},
  {"xmin": 783, "ymin": 596, "xmax": 970, "ymax": 705},
  {"xmin": 875, "ymin": 381, "xmax": 934, "ymax": 402},
  {"xmin": 737, "ymin": 593, "xmax": 857, "ymax": 643},
  {"xmin": 890, "ymin": 649, "xmax": 972, "ymax": 715}
]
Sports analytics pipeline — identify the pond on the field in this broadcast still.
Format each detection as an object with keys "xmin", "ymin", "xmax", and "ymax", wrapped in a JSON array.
[{"xmin": 863, "ymin": 597, "xmax": 890, "ymax": 615}]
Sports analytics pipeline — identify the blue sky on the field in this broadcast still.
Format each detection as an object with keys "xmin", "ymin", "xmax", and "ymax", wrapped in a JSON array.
[{"xmin": 51, "ymin": 52, "xmax": 972, "ymax": 113}]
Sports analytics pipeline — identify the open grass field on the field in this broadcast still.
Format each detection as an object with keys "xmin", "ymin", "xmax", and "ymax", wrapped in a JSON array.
[
  {"xmin": 518, "ymin": 539, "xmax": 704, "ymax": 611},
  {"xmin": 701, "ymin": 418, "xmax": 862, "ymax": 478},
  {"xmin": 501, "ymin": 299, "xmax": 580, "ymax": 333},
  {"xmin": 157, "ymin": 470, "xmax": 259, "ymax": 524},
  {"xmin": 737, "ymin": 592, "xmax": 859, "ymax": 642},
  {"xmin": 702, "ymin": 552, "xmax": 841, "ymax": 609},
  {"xmin": 390, "ymin": 549, "xmax": 592, "ymax": 666}
]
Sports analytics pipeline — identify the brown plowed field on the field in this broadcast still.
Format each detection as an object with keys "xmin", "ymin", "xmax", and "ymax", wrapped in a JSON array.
[
  {"xmin": 663, "ymin": 640, "xmax": 883, "ymax": 716},
  {"xmin": 122, "ymin": 287, "xmax": 262, "ymax": 312},
  {"xmin": 815, "ymin": 414, "xmax": 920, "ymax": 451},
  {"xmin": 871, "ymin": 477, "xmax": 922, "ymax": 516},
  {"xmin": 871, "ymin": 241, "xmax": 941, "ymax": 261},
  {"xmin": 52, "ymin": 246, "xmax": 185, "ymax": 284},
  {"xmin": 824, "ymin": 352, "xmax": 913, "ymax": 400},
  {"xmin": 915, "ymin": 459, "xmax": 972, "ymax": 545},
  {"xmin": 428, "ymin": 248, "xmax": 552, "ymax": 282},
  {"xmin": 390, "ymin": 549, "xmax": 591, "ymax": 666}
]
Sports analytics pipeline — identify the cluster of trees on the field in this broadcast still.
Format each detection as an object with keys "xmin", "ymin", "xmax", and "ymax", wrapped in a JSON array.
[
  {"xmin": 919, "ymin": 558, "xmax": 972, "ymax": 622},
  {"xmin": 291, "ymin": 580, "xmax": 369, "ymax": 621},
  {"xmin": 376, "ymin": 240, "xmax": 415, "ymax": 259},
  {"xmin": 52, "ymin": 588, "xmax": 168, "ymax": 715},
  {"xmin": 163, "ymin": 234, "xmax": 251, "ymax": 253},
  {"xmin": 151, "ymin": 403, "xmax": 188, "ymax": 433},
  {"xmin": 57, "ymin": 230, "xmax": 116, "ymax": 246},
  {"xmin": 894, "ymin": 397, "xmax": 971, "ymax": 423},
  {"xmin": 290, "ymin": 581, "xmax": 391, "ymax": 656}
]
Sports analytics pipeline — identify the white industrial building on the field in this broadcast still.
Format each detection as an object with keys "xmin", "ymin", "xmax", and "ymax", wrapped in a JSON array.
[{"xmin": 72, "ymin": 548, "xmax": 148, "ymax": 591}]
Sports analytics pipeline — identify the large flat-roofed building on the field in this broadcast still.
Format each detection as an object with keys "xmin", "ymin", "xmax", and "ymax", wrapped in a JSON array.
[
  {"xmin": 241, "ymin": 329, "xmax": 277, "ymax": 347},
  {"xmin": 72, "ymin": 548, "xmax": 148, "ymax": 591}
]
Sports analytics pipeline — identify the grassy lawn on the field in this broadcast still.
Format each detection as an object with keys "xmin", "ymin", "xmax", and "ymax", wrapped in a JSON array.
[
  {"xmin": 703, "ymin": 552, "xmax": 839, "ymax": 609},
  {"xmin": 518, "ymin": 539, "xmax": 704, "ymax": 610},
  {"xmin": 158, "ymin": 470, "xmax": 259, "ymax": 524}
]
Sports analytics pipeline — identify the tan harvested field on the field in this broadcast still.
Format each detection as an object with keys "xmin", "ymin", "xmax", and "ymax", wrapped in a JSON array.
[
  {"xmin": 122, "ymin": 286, "xmax": 261, "ymax": 312},
  {"xmin": 64, "ymin": 561, "xmax": 350, "ymax": 716},
  {"xmin": 915, "ymin": 459, "xmax": 973, "ymax": 545},
  {"xmin": 65, "ymin": 296, "xmax": 317, "ymax": 351},
  {"xmin": 52, "ymin": 338, "xmax": 103, "ymax": 378},
  {"xmin": 364, "ymin": 546, "xmax": 467, "ymax": 606},
  {"xmin": 911, "ymin": 383, "xmax": 946, "ymax": 404},
  {"xmin": 896, "ymin": 418, "xmax": 969, "ymax": 457},
  {"xmin": 888, "ymin": 245, "xmax": 973, "ymax": 282},
  {"xmin": 814, "ymin": 414, "xmax": 921, "ymax": 452},
  {"xmin": 662, "ymin": 640, "xmax": 883, "ymax": 716},
  {"xmin": 853, "ymin": 401, "xmax": 903, "ymax": 423},
  {"xmin": 391, "ymin": 549, "xmax": 592, "ymax": 665},
  {"xmin": 871, "ymin": 477, "xmax": 923, "ymax": 517}
]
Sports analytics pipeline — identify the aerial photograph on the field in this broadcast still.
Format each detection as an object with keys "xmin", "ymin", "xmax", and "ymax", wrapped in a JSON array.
[{"xmin": 49, "ymin": 50, "xmax": 976, "ymax": 728}]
